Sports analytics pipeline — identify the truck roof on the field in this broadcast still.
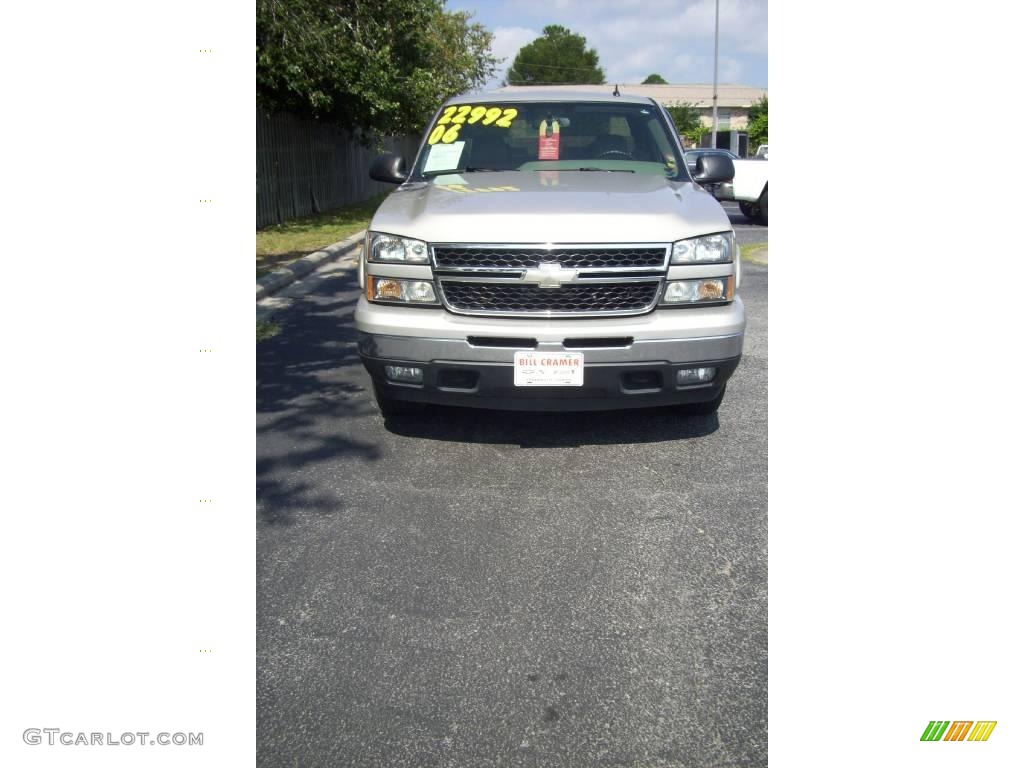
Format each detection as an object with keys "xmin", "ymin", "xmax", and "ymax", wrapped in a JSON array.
[{"xmin": 445, "ymin": 89, "xmax": 655, "ymax": 106}]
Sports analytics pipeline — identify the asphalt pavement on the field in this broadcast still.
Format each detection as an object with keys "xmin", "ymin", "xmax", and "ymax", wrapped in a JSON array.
[
  {"xmin": 257, "ymin": 262, "xmax": 768, "ymax": 767},
  {"xmin": 721, "ymin": 201, "xmax": 768, "ymax": 246}
]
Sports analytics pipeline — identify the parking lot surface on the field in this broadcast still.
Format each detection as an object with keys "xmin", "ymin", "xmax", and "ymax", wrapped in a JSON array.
[
  {"xmin": 721, "ymin": 201, "xmax": 768, "ymax": 245},
  {"xmin": 257, "ymin": 263, "xmax": 768, "ymax": 766}
]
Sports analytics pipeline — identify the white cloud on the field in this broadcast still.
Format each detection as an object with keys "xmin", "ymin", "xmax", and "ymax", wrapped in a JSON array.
[
  {"xmin": 490, "ymin": 26, "xmax": 540, "ymax": 68},
  {"xmin": 718, "ymin": 56, "xmax": 744, "ymax": 83},
  {"xmin": 487, "ymin": 0, "xmax": 767, "ymax": 85}
]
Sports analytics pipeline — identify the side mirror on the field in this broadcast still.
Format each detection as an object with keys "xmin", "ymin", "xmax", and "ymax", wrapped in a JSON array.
[
  {"xmin": 693, "ymin": 155, "xmax": 734, "ymax": 185},
  {"xmin": 370, "ymin": 153, "xmax": 407, "ymax": 184}
]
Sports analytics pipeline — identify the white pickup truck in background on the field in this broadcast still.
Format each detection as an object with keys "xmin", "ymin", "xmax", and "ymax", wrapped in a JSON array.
[{"xmin": 715, "ymin": 158, "xmax": 768, "ymax": 225}]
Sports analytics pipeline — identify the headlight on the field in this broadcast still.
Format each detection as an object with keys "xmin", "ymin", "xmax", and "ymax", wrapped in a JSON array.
[
  {"xmin": 662, "ymin": 276, "xmax": 734, "ymax": 304},
  {"xmin": 671, "ymin": 232, "xmax": 733, "ymax": 264},
  {"xmin": 368, "ymin": 232, "xmax": 429, "ymax": 263},
  {"xmin": 366, "ymin": 276, "xmax": 439, "ymax": 304}
]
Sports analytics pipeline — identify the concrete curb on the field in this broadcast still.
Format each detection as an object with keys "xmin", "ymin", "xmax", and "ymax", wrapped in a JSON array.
[
  {"xmin": 741, "ymin": 244, "xmax": 768, "ymax": 266},
  {"xmin": 256, "ymin": 230, "xmax": 365, "ymax": 301}
]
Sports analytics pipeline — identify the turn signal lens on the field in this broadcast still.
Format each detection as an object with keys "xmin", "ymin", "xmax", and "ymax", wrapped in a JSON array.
[
  {"xmin": 698, "ymin": 279, "xmax": 725, "ymax": 300},
  {"xmin": 375, "ymin": 278, "xmax": 403, "ymax": 300}
]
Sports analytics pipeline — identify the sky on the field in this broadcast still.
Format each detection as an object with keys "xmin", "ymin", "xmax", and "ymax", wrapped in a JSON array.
[{"xmin": 446, "ymin": 0, "xmax": 768, "ymax": 91}]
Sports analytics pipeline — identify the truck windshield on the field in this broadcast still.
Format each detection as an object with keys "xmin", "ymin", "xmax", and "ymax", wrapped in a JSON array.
[{"xmin": 414, "ymin": 101, "xmax": 685, "ymax": 179}]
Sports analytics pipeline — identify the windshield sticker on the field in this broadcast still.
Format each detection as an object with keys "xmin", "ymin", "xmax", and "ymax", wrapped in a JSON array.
[
  {"xmin": 422, "ymin": 141, "xmax": 465, "ymax": 173},
  {"xmin": 538, "ymin": 119, "xmax": 560, "ymax": 160},
  {"xmin": 428, "ymin": 106, "xmax": 519, "ymax": 144}
]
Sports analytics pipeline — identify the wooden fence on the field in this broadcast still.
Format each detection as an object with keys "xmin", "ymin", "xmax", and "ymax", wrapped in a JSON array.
[{"xmin": 256, "ymin": 110, "xmax": 420, "ymax": 228}]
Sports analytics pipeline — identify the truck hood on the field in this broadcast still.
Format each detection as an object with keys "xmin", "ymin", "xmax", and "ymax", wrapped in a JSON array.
[{"xmin": 370, "ymin": 171, "xmax": 730, "ymax": 244}]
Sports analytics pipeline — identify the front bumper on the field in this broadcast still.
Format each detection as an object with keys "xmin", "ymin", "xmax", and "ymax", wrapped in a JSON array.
[
  {"xmin": 355, "ymin": 298, "xmax": 745, "ymax": 412},
  {"xmin": 361, "ymin": 352, "xmax": 740, "ymax": 411}
]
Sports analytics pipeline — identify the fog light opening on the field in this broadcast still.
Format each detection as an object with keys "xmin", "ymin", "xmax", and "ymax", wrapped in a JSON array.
[
  {"xmin": 385, "ymin": 365, "xmax": 424, "ymax": 384},
  {"xmin": 676, "ymin": 367, "xmax": 717, "ymax": 386}
]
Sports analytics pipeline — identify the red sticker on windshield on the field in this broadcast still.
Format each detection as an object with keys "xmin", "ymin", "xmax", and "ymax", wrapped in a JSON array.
[{"xmin": 538, "ymin": 120, "xmax": 560, "ymax": 160}]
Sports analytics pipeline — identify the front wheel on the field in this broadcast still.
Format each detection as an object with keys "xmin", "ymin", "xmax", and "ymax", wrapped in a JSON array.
[
  {"xmin": 738, "ymin": 201, "xmax": 758, "ymax": 221},
  {"xmin": 757, "ymin": 187, "xmax": 768, "ymax": 225}
]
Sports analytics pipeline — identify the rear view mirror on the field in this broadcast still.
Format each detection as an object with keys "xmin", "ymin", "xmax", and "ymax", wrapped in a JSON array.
[
  {"xmin": 370, "ymin": 153, "xmax": 407, "ymax": 184},
  {"xmin": 693, "ymin": 155, "xmax": 734, "ymax": 185}
]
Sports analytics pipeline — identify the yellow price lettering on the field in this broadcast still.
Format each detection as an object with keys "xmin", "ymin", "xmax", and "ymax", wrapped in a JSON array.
[
  {"xmin": 481, "ymin": 107, "xmax": 503, "ymax": 125},
  {"xmin": 441, "ymin": 124, "xmax": 462, "ymax": 143},
  {"xmin": 436, "ymin": 106, "xmax": 457, "ymax": 126},
  {"xmin": 495, "ymin": 108, "xmax": 518, "ymax": 128},
  {"xmin": 430, "ymin": 105, "xmax": 518, "ymax": 138}
]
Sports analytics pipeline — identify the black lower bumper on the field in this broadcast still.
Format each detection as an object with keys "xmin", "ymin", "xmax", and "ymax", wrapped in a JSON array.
[{"xmin": 360, "ymin": 354, "xmax": 741, "ymax": 412}]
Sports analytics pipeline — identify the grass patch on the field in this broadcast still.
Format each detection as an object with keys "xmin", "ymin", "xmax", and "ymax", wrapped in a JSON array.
[
  {"xmin": 256, "ymin": 319, "xmax": 281, "ymax": 342},
  {"xmin": 256, "ymin": 194, "xmax": 386, "ymax": 277},
  {"xmin": 741, "ymin": 243, "xmax": 768, "ymax": 265}
]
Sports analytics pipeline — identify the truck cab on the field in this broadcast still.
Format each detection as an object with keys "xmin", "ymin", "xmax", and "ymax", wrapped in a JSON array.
[{"xmin": 355, "ymin": 90, "xmax": 745, "ymax": 417}]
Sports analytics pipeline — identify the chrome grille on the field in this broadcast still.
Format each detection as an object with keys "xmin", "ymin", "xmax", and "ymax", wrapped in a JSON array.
[
  {"xmin": 431, "ymin": 243, "xmax": 669, "ymax": 317},
  {"xmin": 433, "ymin": 246, "xmax": 667, "ymax": 270},
  {"xmin": 440, "ymin": 281, "xmax": 661, "ymax": 316}
]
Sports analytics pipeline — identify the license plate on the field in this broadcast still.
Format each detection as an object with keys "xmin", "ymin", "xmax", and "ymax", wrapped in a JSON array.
[{"xmin": 514, "ymin": 351, "xmax": 584, "ymax": 387}]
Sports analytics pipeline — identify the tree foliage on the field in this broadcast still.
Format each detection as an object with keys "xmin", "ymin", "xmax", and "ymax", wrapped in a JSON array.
[
  {"xmin": 665, "ymin": 104, "xmax": 701, "ymax": 135},
  {"xmin": 746, "ymin": 96, "xmax": 768, "ymax": 145},
  {"xmin": 747, "ymin": 95, "xmax": 768, "ymax": 123},
  {"xmin": 682, "ymin": 125, "xmax": 709, "ymax": 147},
  {"xmin": 642, "ymin": 73, "xmax": 668, "ymax": 84},
  {"xmin": 506, "ymin": 25, "xmax": 605, "ymax": 85},
  {"xmin": 256, "ymin": 0, "xmax": 499, "ymax": 135}
]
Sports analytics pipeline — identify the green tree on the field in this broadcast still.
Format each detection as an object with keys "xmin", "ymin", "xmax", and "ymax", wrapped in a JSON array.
[
  {"xmin": 747, "ymin": 95, "xmax": 768, "ymax": 123},
  {"xmin": 506, "ymin": 25, "xmax": 605, "ymax": 85},
  {"xmin": 642, "ymin": 73, "xmax": 668, "ymax": 84},
  {"xmin": 256, "ymin": 0, "xmax": 498, "ymax": 135},
  {"xmin": 683, "ymin": 125, "xmax": 710, "ymax": 147},
  {"xmin": 665, "ymin": 104, "xmax": 701, "ymax": 135},
  {"xmin": 746, "ymin": 96, "xmax": 768, "ymax": 145}
]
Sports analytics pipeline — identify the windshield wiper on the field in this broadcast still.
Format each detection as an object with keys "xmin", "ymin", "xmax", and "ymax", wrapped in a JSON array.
[{"xmin": 423, "ymin": 167, "xmax": 518, "ymax": 177}]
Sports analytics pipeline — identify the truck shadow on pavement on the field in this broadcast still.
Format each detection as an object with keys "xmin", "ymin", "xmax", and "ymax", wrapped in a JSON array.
[
  {"xmin": 382, "ymin": 405, "xmax": 718, "ymax": 446},
  {"xmin": 258, "ymin": 277, "xmax": 381, "ymax": 525},
  {"xmin": 257, "ymin": 294, "xmax": 366, "ymax": 415},
  {"xmin": 258, "ymin": 269, "xmax": 722, "ymax": 526}
]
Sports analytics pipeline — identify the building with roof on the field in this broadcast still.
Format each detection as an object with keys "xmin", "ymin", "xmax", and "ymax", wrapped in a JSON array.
[{"xmin": 494, "ymin": 83, "xmax": 767, "ymax": 131}]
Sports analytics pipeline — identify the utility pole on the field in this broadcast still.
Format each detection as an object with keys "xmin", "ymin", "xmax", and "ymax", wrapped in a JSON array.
[{"xmin": 711, "ymin": 0, "xmax": 720, "ymax": 149}]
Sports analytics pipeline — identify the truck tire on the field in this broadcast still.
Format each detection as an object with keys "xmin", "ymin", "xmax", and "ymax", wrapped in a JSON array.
[
  {"xmin": 373, "ymin": 383, "xmax": 425, "ymax": 417},
  {"xmin": 683, "ymin": 386, "xmax": 726, "ymax": 416},
  {"xmin": 757, "ymin": 186, "xmax": 767, "ymax": 225},
  {"xmin": 738, "ymin": 201, "xmax": 757, "ymax": 220}
]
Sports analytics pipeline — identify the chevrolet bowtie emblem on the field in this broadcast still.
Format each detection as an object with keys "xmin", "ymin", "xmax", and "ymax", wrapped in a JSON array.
[{"xmin": 525, "ymin": 261, "xmax": 577, "ymax": 288}]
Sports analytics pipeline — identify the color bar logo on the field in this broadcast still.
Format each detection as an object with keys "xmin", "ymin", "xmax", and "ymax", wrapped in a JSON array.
[{"xmin": 920, "ymin": 721, "xmax": 997, "ymax": 741}]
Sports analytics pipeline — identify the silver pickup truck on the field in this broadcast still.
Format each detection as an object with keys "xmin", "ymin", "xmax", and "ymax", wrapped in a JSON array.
[{"xmin": 356, "ymin": 89, "xmax": 744, "ymax": 416}]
